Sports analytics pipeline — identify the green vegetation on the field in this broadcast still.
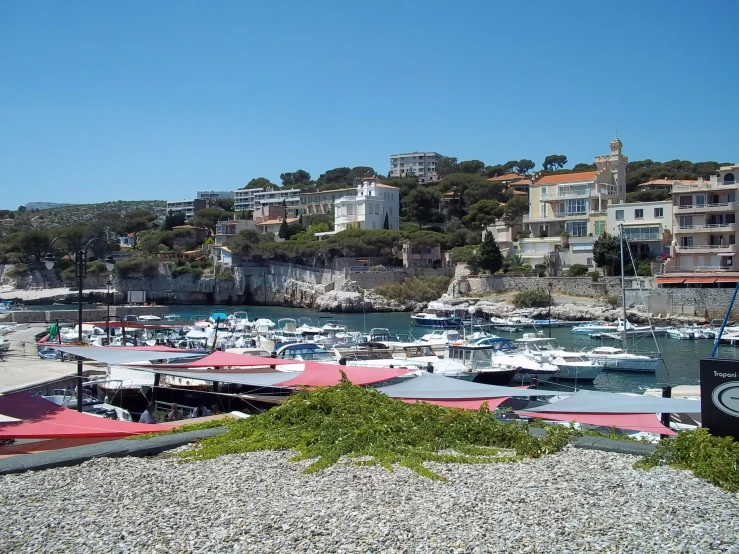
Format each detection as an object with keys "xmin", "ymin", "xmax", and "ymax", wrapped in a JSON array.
[
  {"xmin": 176, "ymin": 381, "xmax": 574, "ymax": 480},
  {"xmin": 565, "ymin": 264, "xmax": 588, "ymax": 277},
  {"xmin": 635, "ymin": 429, "xmax": 739, "ymax": 493},
  {"xmin": 375, "ymin": 276, "xmax": 451, "ymax": 303},
  {"xmin": 115, "ymin": 256, "xmax": 161, "ymax": 279},
  {"xmin": 5, "ymin": 263, "xmax": 29, "ymax": 278},
  {"xmin": 478, "ymin": 233, "xmax": 503, "ymax": 274},
  {"xmin": 513, "ymin": 289, "xmax": 550, "ymax": 308}
]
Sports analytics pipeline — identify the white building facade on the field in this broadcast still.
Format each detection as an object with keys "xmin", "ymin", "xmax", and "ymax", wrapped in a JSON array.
[
  {"xmin": 334, "ymin": 180, "xmax": 399, "ymax": 232},
  {"xmin": 234, "ymin": 187, "xmax": 301, "ymax": 215},
  {"xmin": 389, "ymin": 152, "xmax": 441, "ymax": 182},
  {"xmin": 197, "ymin": 190, "xmax": 234, "ymax": 200},
  {"xmin": 606, "ymin": 200, "xmax": 673, "ymax": 259}
]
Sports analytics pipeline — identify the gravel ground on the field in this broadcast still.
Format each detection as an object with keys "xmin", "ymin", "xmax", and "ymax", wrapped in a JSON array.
[{"xmin": 1, "ymin": 446, "xmax": 737, "ymax": 554}]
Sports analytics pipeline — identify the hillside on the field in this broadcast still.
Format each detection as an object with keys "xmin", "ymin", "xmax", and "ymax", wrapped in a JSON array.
[
  {"xmin": 23, "ymin": 202, "xmax": 73, "ymax": 210},
  {"xmin": 11, "ymin": 200, "xmax": 167, "ymax": 231}
]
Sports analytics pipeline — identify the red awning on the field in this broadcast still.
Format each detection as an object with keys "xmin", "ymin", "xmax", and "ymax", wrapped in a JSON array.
[
  {"xmin": 275, "ymin": 362, "xmax": 414, "ymax": 387},
  {"xmin": 139, "ymin": 351, "xmax": 303, "ymax": 369},
  {"xmin": 0, "ymin": 393, "xmax": 175, "ymax": 439},
  {"xmin": 683, "ymin": 277, "xmax": 717, "ymax": 284},
  {"xmin": 655, "ymin": 277, "xmax": 685, "ymax": 284},
  {"xmin": 716, "ymin": 276, "xmax": 739, "ymax": 283},
  {"xmin": 400, "ymin": 398, "xmax": 509, "ymax": 411},
  {"xmin": 517, "ymin": 411, "xmax": 676, "ymax": 436}
]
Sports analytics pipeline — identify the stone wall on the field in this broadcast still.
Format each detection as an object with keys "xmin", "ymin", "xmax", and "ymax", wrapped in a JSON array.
[
  {"xmin": 458, "ymin": 275, "xmax": 622, "ymax": 298},
  {"xmin": 647, "ymin": 289, "xmax": 739, "ymax": 321},
  {"xmin": 1, "ymin": 305, "xmax": 170, "ymax": 324}
]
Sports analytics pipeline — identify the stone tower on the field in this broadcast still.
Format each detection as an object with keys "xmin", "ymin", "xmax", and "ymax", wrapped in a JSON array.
[{"xmin": 594, "ymin": 136, "xmax": 628, "ymax": 200}]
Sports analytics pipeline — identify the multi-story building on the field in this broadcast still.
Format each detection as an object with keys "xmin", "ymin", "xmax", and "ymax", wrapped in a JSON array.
[
  {"xmin": 665, "ymin": 165, "xmax": 739, "ymax": 275},
  {"xmin": 299, "ymin": 188, "xmax": 356, "ymax": 216},
  {"xmin": 214, "ymin": 219, "xmax": 252, "ymax": 246},
  {"xmin": 389, "ymin": 152, "xmax": 441, "ymax": 182},
  {"xmin": 606, "ymin": 200, "xmax": 673, "ymax": 259},
  {"xmin": 334, "ymin": 179, "xmax": 399, "ymax": 232},
  {"xmin": 165, "ymin": 198, "xmax": 217, "ymax": 219},
  {"xmin": 234, "ymin": 188, "xmax": 261, "ymax": 212},
  {"xmin": 254, "ymin": 188, "xmax": 300, "ymax": 216},
  {"xmin": 197, "ymin": 190, "xmax": 234, "ymax": 200},
  {"xmin": 525, "ymin": 137, "xmax": 627, "ymax": 239}
]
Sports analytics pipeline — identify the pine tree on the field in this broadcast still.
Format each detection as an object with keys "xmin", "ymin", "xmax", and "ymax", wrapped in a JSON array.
[
  {"xmin": 478, "ymin": 232, "xmax": 503, "ymax": 274},
  {"xmin": 279, "ymin": 216, "xmax": 289, "ymax": 239}
]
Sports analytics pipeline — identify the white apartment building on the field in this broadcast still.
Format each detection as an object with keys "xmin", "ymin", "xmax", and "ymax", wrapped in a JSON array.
[
  {"xmin": 334, "ymin": 179, "xmax": 399, "ymax": 232},
  {"xmin": 234, "ymin": 187, "xmax": 301, "ymax": 215},
  {"xmin": 389, "ymin": 152, "xmax": 441, "ymax": 182},
  {"xmin": 166, "ymin": 198, "xmax": 216, "ymax": 219},
  {"xmin": 664, "ymin": 164, "xmax": 739, "ymax": 276},
  {"xmin": 197, "ymin": 190, "xmax": 234, "ymax": 200},
  {"xmin": 606, "ymin": 200, "xmax": 673, "ymax": 259},
  {"xmin": 234, "ymin": 188, "xmax": 261, "ymax": 212}
]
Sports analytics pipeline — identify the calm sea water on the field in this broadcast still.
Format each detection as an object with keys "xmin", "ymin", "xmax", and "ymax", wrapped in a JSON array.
[{"xmin": 30, "ymin": 303, "xmax": 738, "ymax": 394}]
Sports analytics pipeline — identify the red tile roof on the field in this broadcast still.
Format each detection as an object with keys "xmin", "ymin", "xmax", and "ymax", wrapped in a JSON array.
[
  {"xmin": 256, "ymin": 217, "xmax": 299, "ymax": 226},
  {"xmin": 486, "ymin": 173, "xmax": 522, "ymax": 182},
  {"xmin": 637, "ymin": 178, "xmax": 701, "ymax": 187},
  {"xmin": 535, "ymin": 171, "xmax": 599, "ymax": 185}
]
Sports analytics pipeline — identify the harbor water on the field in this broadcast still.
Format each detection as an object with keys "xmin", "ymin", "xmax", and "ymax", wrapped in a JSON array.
[{"xmin": 28, "ymin": 303, "xmax": 738, "ymax": 394}]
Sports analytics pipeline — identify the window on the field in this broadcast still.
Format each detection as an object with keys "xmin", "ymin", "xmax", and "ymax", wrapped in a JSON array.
[
  {"xmin": 728, "ymin": 214, "xmax": 736, "ymax": 224},
  {"xmin": 635, "ymin": 209, "xmax": 644, "ymax": 219},
  {"xmin": 696, "ymin": 195, "xmax": 706, "ymax": 207},
  {"xmin": 654, "ymin": 207, "xmax": 663, "ymax": 218},
  {"xmin": 680, "ymin": 236, "xmax": 693, "ymax": 247},
  {"xmin": 586, "ymin": 257, "xmax": 594, "ymax": 266},
  {"xmin": 594, "ymin": 221, "xmax": 606, "ymax": 236},
  {"xmin": 566, "ymin": 199, "xmax": 587, "ymax": 215},
  {"xmin": 730, "ymin": 235, "xmax": 736, "ymax": 245},
  {"xmin": 569, "ymin": 221, "xmax": 587, "ymax": 237},
  {"xmin": 679, "ymin": 215, "xmax": 693, "ymax": 228},
  {"xmin": 730, "ymin": 192, "xmax": 736, "ymax": 203},
  {"xmin": 615, "ymin": 210, "xmax": 624, "ymax": 220}
]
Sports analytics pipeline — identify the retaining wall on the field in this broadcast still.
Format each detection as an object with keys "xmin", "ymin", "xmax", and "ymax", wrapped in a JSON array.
[
  {"xmin": 462, "ymin": 275, "xmax": 622, "ymax": 298},
  {"xmin": 647, "ymin": 288, "xmax": 739, "ymax": 320},
  {"xmin": 2, "ymin": 305, "xmax": 171, "ymax": 324}
]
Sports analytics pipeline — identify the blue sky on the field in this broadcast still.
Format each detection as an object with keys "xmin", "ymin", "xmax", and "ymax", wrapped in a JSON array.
[{"xmin": 1, "ymin": 0, "xmax": 737, "ymax": 207}]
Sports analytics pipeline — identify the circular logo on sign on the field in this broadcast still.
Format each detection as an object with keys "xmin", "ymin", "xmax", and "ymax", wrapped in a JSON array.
[{"xmin": 711, "ymin": 381, "xmax": 739, "ymax": 418}]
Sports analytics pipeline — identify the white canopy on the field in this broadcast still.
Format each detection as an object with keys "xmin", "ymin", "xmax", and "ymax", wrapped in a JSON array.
[{"xmin": 522, "ymin": 390, "xmax": 701, "ymax": 414}]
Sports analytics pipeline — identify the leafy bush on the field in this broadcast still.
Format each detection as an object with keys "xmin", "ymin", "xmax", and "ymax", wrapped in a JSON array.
[
  {"xmin": 565, "ymin": 264, "xmax": 588, "ymax": 277},
  {"xmin": 450, "ymin": 245, "xmax": 478, "ymax": 264},
  {"xmin": 513, "ymin": 289, "xmax": 550, "ymax": 308},
  {"xmin": 604, "ymin": 294, "xmax": 620, "ymax": 308},
  {"xmin": 176, "ymin": 380, "xmax": 574, "ymax": 480},
  {"xmin": 588, "ymin": 270, "xmax": 600, "ymax": 282},
  {"xmin": 171, "ymin": 265, "xmax": 193, "ymax": 278},
  {"xmin": 637, "ymin": 260, "xmax": 652, "ymax": 276},
  {"xmin": 5, "ymin": 263, "xmax": 30, "ymax": 278},
  {"xmin": 635, "ymin": 428, "xmax": 739, "ymax": 492},
  {"xmin": 115, "ymin": 256, "xmax": 160, "ymax": 279},
  {"xmin": 375, "ymin": 276, "xmax": 451, "ymax": 303},
  {"xmin": 215, "ymin": 271, "xmax": 233, "ymax": 281}
]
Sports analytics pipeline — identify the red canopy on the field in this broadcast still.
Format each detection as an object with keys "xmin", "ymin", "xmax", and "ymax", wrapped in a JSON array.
[
  {"xmin": 137, "ymin": 351, "xmax": 302, "ymax": 369},
  {"xmin": 401, "ymin": 397, "xmax": 509, "ymax": 411},
  {"xmin": 275, "ymin": 362, "xmax": 414, "ymax": 387},
  {"xmin": 0, "ymin": 393, "xmax": 174, "ymax": 439},
  {"xmin": 517, "ymin": 411, "xmax": 676, "ymax": 436}
]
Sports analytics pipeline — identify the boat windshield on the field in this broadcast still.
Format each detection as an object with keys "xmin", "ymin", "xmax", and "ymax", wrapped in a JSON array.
[
  {"xmin": 403, "ymin": 345, "xmax": 435, "ymax": 357},
  {"xmin": 278, "ymin": 345, "xmax": 333, "ymax": 362}
]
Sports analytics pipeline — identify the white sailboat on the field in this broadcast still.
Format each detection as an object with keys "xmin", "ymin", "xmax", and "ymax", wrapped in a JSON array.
[{"xmin": 586, "ymin": 227, "xmax": 661, "ymax": 373}]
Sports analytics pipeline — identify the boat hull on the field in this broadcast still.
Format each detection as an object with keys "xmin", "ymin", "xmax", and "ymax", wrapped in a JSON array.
[
  {"xmin": 510, "ymin": 369, "xmax": 557, "ymax": 385},
  {"xmin": 594, "ymin": 357, "xmax": 660, "ymax": 373},
  {"xmin": 549, "ymin": 364, "xmax": 602, "ymax": 382},
  {"xmin": 411, "ymin": 317, "xmax": 463, "ymax": 329},
  {"xmin": 468, "ymin": 369, "xmax": 517, "ymax": 386}
]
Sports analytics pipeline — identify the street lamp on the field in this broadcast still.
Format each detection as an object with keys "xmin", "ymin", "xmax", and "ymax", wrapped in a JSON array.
[
  {"xmin": 105, "ymin": 277, "xmax": 113, "ymax": 345},
  {"xmin": 43, "ymin": 237, "xmax": 115, "ymax": 412},
  {"xmin": 547, "ymin": 281, "xmax": 553, "ymax": 338}
]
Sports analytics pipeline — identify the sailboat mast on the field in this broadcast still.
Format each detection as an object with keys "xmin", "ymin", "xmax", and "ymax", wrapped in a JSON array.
[{"xmin": 619, "ymin": 224, "xmax": 628, "ymax": 344}]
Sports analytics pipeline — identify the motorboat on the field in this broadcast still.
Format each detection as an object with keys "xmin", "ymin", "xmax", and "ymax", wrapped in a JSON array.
[
  {"xmin": 43, "ymin": 389, "xmax": 133, "ymax": 421},
  {"xmin": 296, "ymin": 317, "xmax": 323, "ymax": 335},
  {"xmin": 274, "ymin": 342, "xmax": 335, "ymax": 363},
  {"xmin": 571, "ymin": 320, "xmax": 621, "ymax": 336},
  {"xmin": 666, "ymin": 327, "xmax": 700, "ymax": 340},
  {"xmin": 365, "ymin": 328, "xmax": 400, "ymax": 343},
  {"xmin": 318, "ymin": 317, "xmax": 347, "ymax": 333},
  {"xmin": 416, "ymin": 329, "xmax": 462, "ymax": 346},
  {"xmin": 139, "ymin": 315, "xmax": 162, "ymax": 322},
  {"xmin": 515, "ymin": 335, "xmax": 603, "ymax": 382},
  {"xmin": 533, "ymin": 319, "xmax": 565, "ymax": 327},
  {"xmin": 410, "ymin": 301, "xmax": 464, "ymax": 329},
  {"xmin": 448, "ymin": 339, "xmax": 556, "ymax": 385},
  {"xmin": 587, "ymin": 346, "xmax": 660, "ymax": 373}
]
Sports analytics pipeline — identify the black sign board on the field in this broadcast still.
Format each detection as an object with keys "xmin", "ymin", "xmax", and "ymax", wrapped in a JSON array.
[{"xmin": 700, "ymin": 358, "xmax": 739, "ymax": 439}]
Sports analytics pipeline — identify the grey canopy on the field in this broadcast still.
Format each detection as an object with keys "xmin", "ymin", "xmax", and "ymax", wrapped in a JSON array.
[
  {"xmin": 377, "ymin": 372, "xmax": 566, "ymax": 400},
  {"xmin": 43, "ymin": 346, "xmax": 204, "ymax": 365},
  {"xmin": 522, "ymin": 389, "xmax": 701, "ymax": 414},
  {"xmin": 138, "ymin": 369, "xmax": 301, "ymax": 388}
]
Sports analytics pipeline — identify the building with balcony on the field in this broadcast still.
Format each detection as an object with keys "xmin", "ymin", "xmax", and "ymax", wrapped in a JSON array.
[
  {"xmin": 254, "ymin": 188, "xmax": 300, "ymax": 216},
  {"xmin": 398, "ymin": 241, "xmax": 444, "ymax": 268},
  {"xmin": 197, "ymin": 190, "xmax": 234, "ymax": 200},
  {"xmin": 234, "ymin": 188, "xmax": 261, "ymax": 212},
  {"xmin": 166, "ymin": 198, "xmax": 217, "ymax": 219},
  {"xmin": 334, "ymin": 179, "xmax": 399, "ymax": 232},
  {"xmin": 486, "ymin": 173, "xmax": 531, "ymax": 196},
  {"xmin": 606, "ymin": 200, "xmax": 672, "ymax": 259},
  {"xmin": 661, "ymin": 165, "xmax": 739, "ymax": 280},
  {"xmin": 214, "ymin": 219, "xmax": 252, "ymax": 246},
  {"xmin": 389, "ymin": 152, "xmax": 441, "ymax": 183},
  {"xmin": 525, "ymin": 137, "xmax": 627, "ymax": 240},
  {"xmin": 300, "ymin": 188, "xmax": 355, "ymax": 216},
  {"xmin": 635, "ymin": 178, "xmax": 700, "ymax": 194}
]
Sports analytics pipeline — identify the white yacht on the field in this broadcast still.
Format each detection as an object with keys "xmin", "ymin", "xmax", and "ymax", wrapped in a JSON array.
[
  {"xmin": 587, "ymin": 346, "xmax": 660, "ymax": 373},
  {"xmin": 515, "ymin": 335, "xmax": 603, "ymax": 382}
]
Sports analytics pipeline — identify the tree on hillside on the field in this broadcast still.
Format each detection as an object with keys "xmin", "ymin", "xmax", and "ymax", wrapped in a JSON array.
[
  {"xmin": 435, "ymin": 156, "xmax": 458, "ymax": 178},
  {"xmin": 462, "ymin": 200, "xmax": 504, "ymax": 231},
  {"xmin": 190, "ymin": 208, "xmax": 223, "ymax": 232},
  {"xmin": 217, "ymin": 198, "xmax": 235, "ymax": 212},
  {"xmin": 402, "ymin": 187, "xmax": 440, "ymax": 226},
  {"xmin": 478, "ymin": 233, "xmax": 503, "ymax": 274},
  {"xmin": 458, "ymin": 175, "xmax": 507, "ymax": 207},
  {"xmin": 502, "ymin": 195, "xmax": 529, "ymax": 228},
  {"xmin": 543, "ymin": 154, "xmax": 568, "ymax": 171},
  {"xmin": 457, "ymin": 160, "xmax": 485, "ymax": 174},
  {"xmin": 231, "ymin": 229, "xmax": 265, "ymax": 258},
  {"xmin": 572, "ymin": 163, "xmax": 597, "ymax": 172},
  {"xmin": 242, "ymin": 177, "xmax": 278, "ymax": 190},
  {"xmin": 483, "ymin": 164, "xmax": 508, "ymax": 178},
  {"xmin": 280, "ymin": 170, "xmax": 312, "ymax": 187},
  {"xmin": 120, "ymin": 210, "xmax": 158, "ymax": 242},
  {"xmin": 512, "ymin": 159, "xmax": 535, "ymax": 174},
  {"xmin": 593, "ymin": 233, "xmax": 622, "ymax": 276},
  {"xmin": 162, "ymin": 211, "xmax": 187, "ymax": 231},
  {"xmin": 18, "ymin": 230, "xmax": 50, "ymax": 263}
]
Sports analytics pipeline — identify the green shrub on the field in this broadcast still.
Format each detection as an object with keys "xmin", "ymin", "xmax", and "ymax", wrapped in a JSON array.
[
  {"xmin": 5, "ymin": 263, "xmax": 30, "ymax": 278},
  {"xmin": 565, "ymin": 264, "xmax": 588, "ymax": 277},
  {"xmin": 175, "ymin": 380, "xmax": 575, "ymax": 480},
  {"xmin": 215, "ymin": 271, "xmax": 233, "ymax": 281},
  {"xmin": 588, "ymin": 270, "xmax": 599, "ymax": 282},
  {"xmin": 375, "ymin": 276, "xmax": 451, "ymax": 303},
  {"xmin": 635, "ymin": 428, "xmax": 739, "ymax": 492},
  {"xmin": 637, "ymin": 260, "xmax": 652, "ymax": 276},
  {"xmin": 115, "ymin": 256, "xmax": 160, "ymax": 279},
  {"xmin": 604, "ymin": 294, "xmax": 620, "ymax": 308},
  {"xmin": 513, "ymin": 289, "xmax": 550, "ymax": 308},
  {"xmin": 171, "ymin": 265, "xmax": 192, "ymax": 278}
]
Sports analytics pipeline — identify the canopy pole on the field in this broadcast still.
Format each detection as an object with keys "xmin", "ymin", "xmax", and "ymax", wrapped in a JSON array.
[
  {"xmin": 711, "ymin": 279, "xmax": 739, "ymax": 357},
  {"xmin": 660, "ymin": 385, "xmax": 672, "ymax": 439}
]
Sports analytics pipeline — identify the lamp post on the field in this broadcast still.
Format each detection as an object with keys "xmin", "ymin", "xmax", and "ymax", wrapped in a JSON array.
[
  {"xmin": 547, "ymin": 281, "xmax": 553, "ymax": 338},
  {"xmin": 44, "ymin": 237, "xmax": 115, "ymax": 412},
  {"xmin": 105, "ymin": 277, "xmax": 113, "ymax": 345}
]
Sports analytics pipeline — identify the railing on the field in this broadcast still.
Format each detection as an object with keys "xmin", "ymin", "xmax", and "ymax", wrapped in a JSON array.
[
  {"xmin": 621, "ymin": 232, "xmax": 661, "ymax": 241},
  {"xmin": 665, "ymin": 266, "xmax": 734, "ymax": 273},
  {"xmin": 679, "ymin": 223, "xmax": 734, "ymax": 230},
  {"xmin": 677, "ymin": 244, "xmax": 732, "ymax": 249},
  {"xmin": 677, "ymin": 202, "xmax": 731, "ymax": 210},
  {"xmin": 336, "ymin": 214, "xmax": 360, "ymax": 222},
  {"xmin": 552, "ymin": 211, "xmax": 588, "ymax": 218},
  {"xmin": 542, "ymin": 188, "xmax": 613, "ymax": 200}
]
